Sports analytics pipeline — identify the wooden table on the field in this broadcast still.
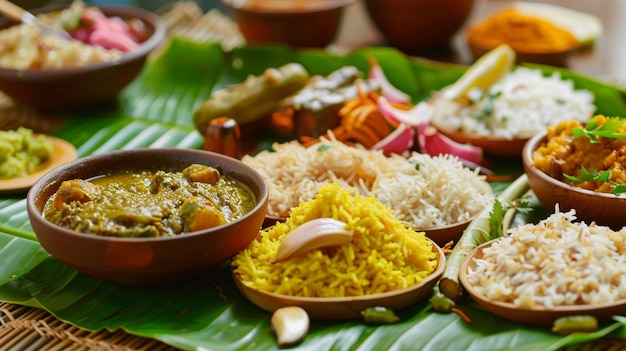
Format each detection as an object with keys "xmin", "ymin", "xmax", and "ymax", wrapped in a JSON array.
[{"xmin": 336, "ymin": 0, "xmax": 626, "ymax": 85}]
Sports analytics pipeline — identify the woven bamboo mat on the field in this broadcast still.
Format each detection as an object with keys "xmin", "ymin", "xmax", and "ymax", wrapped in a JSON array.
[{"xmin": 0, "ymin": 302, "xmax": 179, "ymax": 351}]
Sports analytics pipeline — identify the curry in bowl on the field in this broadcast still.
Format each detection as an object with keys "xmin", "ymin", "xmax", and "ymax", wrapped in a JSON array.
[{"xmin": 44, "ymin": 164, "xmax": 256, "ymax": 238}]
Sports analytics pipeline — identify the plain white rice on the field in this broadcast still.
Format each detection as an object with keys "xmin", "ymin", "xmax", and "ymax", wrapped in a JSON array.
[
  {"xmin": 242, "ymin": 135, "xmax": 493, "ymax": 229},
  {"xmin": 431, "ymin": 67, "xmax": 596, "ymax": 139},
  {"xmin": 467, "ymin": 209, "xmax": 626, "ymax": 309}
]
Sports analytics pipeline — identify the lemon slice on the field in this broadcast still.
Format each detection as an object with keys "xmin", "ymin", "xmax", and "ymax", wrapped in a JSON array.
[
  {"xmin": 513, "ymin": 1, "xmax": 602, "ymax": 48},
  {"xmin": 441, "ymin": 44, "xmax": 515, "ymax": 102}
]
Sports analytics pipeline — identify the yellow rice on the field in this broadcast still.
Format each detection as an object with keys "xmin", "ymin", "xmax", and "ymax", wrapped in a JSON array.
[{"xmin": 232, "ymin": 182, "xmax": 439, "ymax": 298}]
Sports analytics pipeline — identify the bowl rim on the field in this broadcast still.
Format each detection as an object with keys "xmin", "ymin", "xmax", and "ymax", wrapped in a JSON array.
[
  {"xmin": 522, "ymin": 131, "xmax": 626, "ymax": 201},
  {"xmin": 221, "ymin": 0, "xmax": 356, "ymax": 14},
  {"xmin": 460, "ymin": 238, "xmax": 626, "ymax": 317},
  {"xmin": 26, "ymin": 148, "xmax": 269, "ymax": 243},
  {"xmin": 0, "ymin": 3, "xmax": 166, "ymax": 79}
]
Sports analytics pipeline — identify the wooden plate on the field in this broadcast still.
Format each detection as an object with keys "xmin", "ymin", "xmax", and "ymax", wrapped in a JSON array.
[
  {"xmin": 233, "ymin": 237, "xmax": 446, "ymax": 320},
  {"xmin": 0, "ymin": 136, "xmax": 78, "ymax": 194},
  {"xmin": 459, "ymin": 239, "xmax": 626, "ymax": 326}
]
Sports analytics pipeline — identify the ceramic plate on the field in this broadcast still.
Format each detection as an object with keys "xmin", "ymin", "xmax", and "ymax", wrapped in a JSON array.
[
  {"xmin": 459, "ymin": 239, "xmax": 626, "ymax": 326},
  {"xmin": 233, "ymin": 237, "xmax": 446, "ymax": 320},
  {"xmin": 0, "ymin": 136, "xmax": 78, "ymax": 194}
]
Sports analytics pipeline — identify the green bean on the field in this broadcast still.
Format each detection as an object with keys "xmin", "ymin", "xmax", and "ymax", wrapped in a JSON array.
[
  {"xmin": 551, "ymin": 315, "xmax": 598, "ymax": 335},
  {"xmin": 361, "ymin": 306, "xmax": 399, "ymax": 325},
  {"xmin": 430, "ymin": 293, "xmax": 456, "ymax": 313}
]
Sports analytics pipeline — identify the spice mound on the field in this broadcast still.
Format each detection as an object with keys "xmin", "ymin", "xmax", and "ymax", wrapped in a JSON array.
[
  {"xmin": 531, "ymin": 115, "xmax": 626, "ymax": 194},
  {"xmin": 467, "ymin": 210, "xmax": 626, "ymax": 308},
  {"xmin": 467, "ymin": 8, "xmax": 578, "ymax": 54},
  {"xmin": 232, "ymin": 182, "xmax": 439, "ymax": 298}
]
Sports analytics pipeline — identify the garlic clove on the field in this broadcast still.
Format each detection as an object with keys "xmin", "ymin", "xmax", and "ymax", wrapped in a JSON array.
[
  {"xmin": 271, "ymin": 306, "xmax": 310, "ymax": 346},
  {"xmin": 275, "ymin": 218, "xmax": 353, "ymax": 261}
]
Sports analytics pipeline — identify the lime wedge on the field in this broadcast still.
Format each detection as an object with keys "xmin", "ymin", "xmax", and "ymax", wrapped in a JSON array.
[
  {"xmin": 441, "ymin": 44, "xmax": 515, "ymax": 102},
  {"xmin": 513, "ymin": 1, "xmax": 602, "ymax": 48}
]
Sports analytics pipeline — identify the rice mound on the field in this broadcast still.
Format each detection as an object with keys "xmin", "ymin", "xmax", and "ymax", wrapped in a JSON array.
[
  {"xmin": 467, "ymin": 209, "xmax": 626, "ymax": 309},
  {"xmin": 431, "ymin": 67, "xmax": 596, "ymax": 139},
  {"xmin": 232, "ymin": 182, "xmax": 439, "ymax": 298},
  {"xmin": 241, "ymin": 136, "xmax": 493, "ymax": 228}
]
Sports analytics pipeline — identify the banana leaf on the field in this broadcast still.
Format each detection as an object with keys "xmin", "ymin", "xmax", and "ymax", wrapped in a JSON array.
[{"xmin": 1, "ymin": 38, "xmax": 625, "ymax": 351}]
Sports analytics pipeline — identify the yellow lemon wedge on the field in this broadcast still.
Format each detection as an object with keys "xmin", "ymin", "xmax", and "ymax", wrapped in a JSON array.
[{"xmin": 441, "ymin": 44, "xmax": 515, "ymax": 102}]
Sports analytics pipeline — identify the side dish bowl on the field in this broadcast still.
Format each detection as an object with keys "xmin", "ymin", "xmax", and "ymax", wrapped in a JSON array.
[
  {"xmin": 0, "ymin": 4, "xmax": 166, "ymax": 111},
  {"xmin": 522, "ymin": 132, "xmax": 626, "ymax": 229},
  {"xmin": 460, "ymin": 239, "xmax": 626, "ymax": 326},
  {"xmin": 221, "ymin": 0, "xmax": 354, "ymax": 48},
  {"xmin": 232, "ymin": 238, "xmax": 445, "ymax": 320},
  {"xmin": 26, "ymin": 148, "xmax": 269, "ymax": 286}
]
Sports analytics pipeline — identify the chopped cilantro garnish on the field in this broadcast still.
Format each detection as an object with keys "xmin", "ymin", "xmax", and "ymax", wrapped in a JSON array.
[
  {"xmin": 572, "ymin": 117, "xmax": 626, "ymax": 143},
  {"xmin": 564, "ymin": 166, "xmax": 626, "ymax": 195}
]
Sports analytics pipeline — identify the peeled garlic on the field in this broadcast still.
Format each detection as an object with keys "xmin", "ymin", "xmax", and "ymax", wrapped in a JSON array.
[
  {"xmin": 271, "ymin": 306, "xmax": 310, "ymax": 346},
  {"xmin": 275, "ymin": 218, "xmax": 353, "ymax": 261}
]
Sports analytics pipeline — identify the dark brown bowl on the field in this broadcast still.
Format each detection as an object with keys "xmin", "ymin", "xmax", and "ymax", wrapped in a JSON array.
[
  {"xmin": 364, "ymin": 0, "xmax": 474, "ymax": 54},
  {"xmin": 522, "ymin": 132, "xmax": 626, "ymax": 229},
  {"xmin": 460, "ymin": 239, "xmax": 626, "ymax": 326},
  {"xmin": 221, "ymin": 0, "xmax": 354, "ymax": 48},
  {"xmin": 26, "ymin": 148, "xmax": 269, "ymax": 286},
  {"xmin": 0, "ymin": 4, "xmax": 166, "ymax": 111}
]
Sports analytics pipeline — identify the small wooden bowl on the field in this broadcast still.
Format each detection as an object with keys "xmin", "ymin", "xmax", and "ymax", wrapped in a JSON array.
[
  {"xmin": 431, "ymin": 119, "xmax": 534, "ymax": 157},
  {"xmin": 522, "ymin": 132, "xmax": 626, "ymax": 229},
  {"xmin": 233, "ymin": 237, "xmax": 445, "ymax": 320},
  {"xmin": 460, "ymin": 239, "xmax": 626, "ymax": 326},
  {"xmin": 468, "ymin": 41, "xmax": 575, "ymax": 68}
]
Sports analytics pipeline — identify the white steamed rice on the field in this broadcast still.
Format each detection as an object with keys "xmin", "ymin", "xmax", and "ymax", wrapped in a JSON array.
[{"xmin": 431, "ymin": 67, "xmax": 596, "ymax": 139}]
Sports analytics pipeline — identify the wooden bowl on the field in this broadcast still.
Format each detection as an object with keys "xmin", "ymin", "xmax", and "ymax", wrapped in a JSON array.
[
  {"xmin": 0, "ymin": 4, "xmax": 166, "ymax": 111},
  {"xmin": 26, "ymin": 148, "xmax": 269, "ymax": 286},
  {"xmin": 522, "ymin": 132, "xmax": 626, "ymax": 229},
  {"xmin": 233, "ymin": 237, "xmax": 445, "ymax": 320},
  {"xmin": 460, "ymin": 239, "xmax": 626, "ymax": 326},
  {"xmin": 468, "ymin": 41, "xmax": 575, "ymax": 68},
  {"xmin": 431, "ymin": 119, "xmax": 534, "ymax": 157},
  {"xmin": 221, "ymin": 0, "xmax": 355, "ymax": 48},
  {"xmin": 363, "ymin": 0, "xmax": 474, "ymax": 54}
]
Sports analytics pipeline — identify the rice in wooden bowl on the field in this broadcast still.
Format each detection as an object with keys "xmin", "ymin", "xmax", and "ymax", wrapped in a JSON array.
[
  {"xmin": 459, "ymin": 210, "xmax": 626, "ymax": 326},
  {"xmin": 243, "ymin": 137, "xmax": 493, "ymax": 246},
  {"xmin": 232, "ymin": 182, "xmax": 445, "ymax": 320}
]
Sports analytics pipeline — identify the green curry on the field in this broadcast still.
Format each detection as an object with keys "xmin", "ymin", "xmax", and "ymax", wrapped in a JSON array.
[{"xmin": 43, "ymin": 164, "xmax": 256, "ymax": 238}]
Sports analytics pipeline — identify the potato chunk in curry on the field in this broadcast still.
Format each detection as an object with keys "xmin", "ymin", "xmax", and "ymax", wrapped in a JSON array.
[{"xmin": 43, "ymin": 164, "xmax": 256, "ymax": 238}]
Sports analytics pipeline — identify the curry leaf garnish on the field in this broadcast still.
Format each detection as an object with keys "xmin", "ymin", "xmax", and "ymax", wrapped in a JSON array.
[{"xmin": 572, "ymin": 117, "xmax": 626, "ymax": 143}]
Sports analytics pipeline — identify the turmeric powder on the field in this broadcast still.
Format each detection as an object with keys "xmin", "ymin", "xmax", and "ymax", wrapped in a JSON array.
[{"xmin": 467, "ymin": 8, "xmax": 578, "ymax": 53}]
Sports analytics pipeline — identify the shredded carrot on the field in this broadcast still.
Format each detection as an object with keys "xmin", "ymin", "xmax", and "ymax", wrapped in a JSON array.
[
  {"xmin": 302, "ymin": 81, "xmax": 394, "ymax": 148},
  {"xmin": 441, "ymin": 240, "xmax": 454, "ymax": 255}
]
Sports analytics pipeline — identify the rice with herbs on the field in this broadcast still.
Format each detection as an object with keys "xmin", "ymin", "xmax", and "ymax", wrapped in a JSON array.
[
  {"xmin": 431, "ymin": 67, "xmax": 596, "ymax": 139},
  {"xmin": 232, "ymin": 182, "xmax": 439, "ymax": 297},
  {"xmin": 241, "ymin": 136, "xmax": 493, "ymax": 229},
  {"xmin": 467, "ymin": 209, "xmax": 626, "ymax": 309}
]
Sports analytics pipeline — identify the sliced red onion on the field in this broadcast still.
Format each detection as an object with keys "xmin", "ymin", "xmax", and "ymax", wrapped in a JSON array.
[
  {"xmin": 417, "ymin": 124, "xmax": 483, "ymax": 165},
  {"xmin": 378, "ymin": 97, "xmax": 434, "ymax": 127},
  {"xmin": 371, "ymin": 123, "xmax": 415, "ymax": 156},
  {"xmin": 367, "ymin": 58, "xmax": 411, "ymax": 104}
]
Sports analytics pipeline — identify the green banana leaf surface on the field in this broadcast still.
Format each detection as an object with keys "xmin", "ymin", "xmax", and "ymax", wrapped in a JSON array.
[{"xmin": 1, "ymin": 38, "xmax": 626, "ymax": 351}]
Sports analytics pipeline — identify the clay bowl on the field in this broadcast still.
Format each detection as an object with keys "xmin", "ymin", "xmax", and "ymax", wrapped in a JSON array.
[
  {"xmin": 221, "ymin": 0, "xmax": 355, "ymax": 48},
  {"xmin": 233, "ymin": 237, "xmax": 445, "ymax": 320},
  {"xmin": 363, "ymin": 0, "xmax": 474, "ymax": 54},
  {"xmin": 431, "ymin": 119, "xmax": 534, "ymax": 157},
  {"xmin": 0, "ymin": 4, "xmax": 166, "ymax": 111},
  {"xmin": 26, "ymin": 148, "xmax": 269, "ymax": 286},
  {"xmin": 460, "ymin": 239, "xmax": 626, "ymax": 326},
  {"xmin": 468, "ymin": 41, "xmax": 575, "ymax": 67},
  {"xmin": 522, "ymin": 132, "xmax": 626, "ymax": 229}
]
